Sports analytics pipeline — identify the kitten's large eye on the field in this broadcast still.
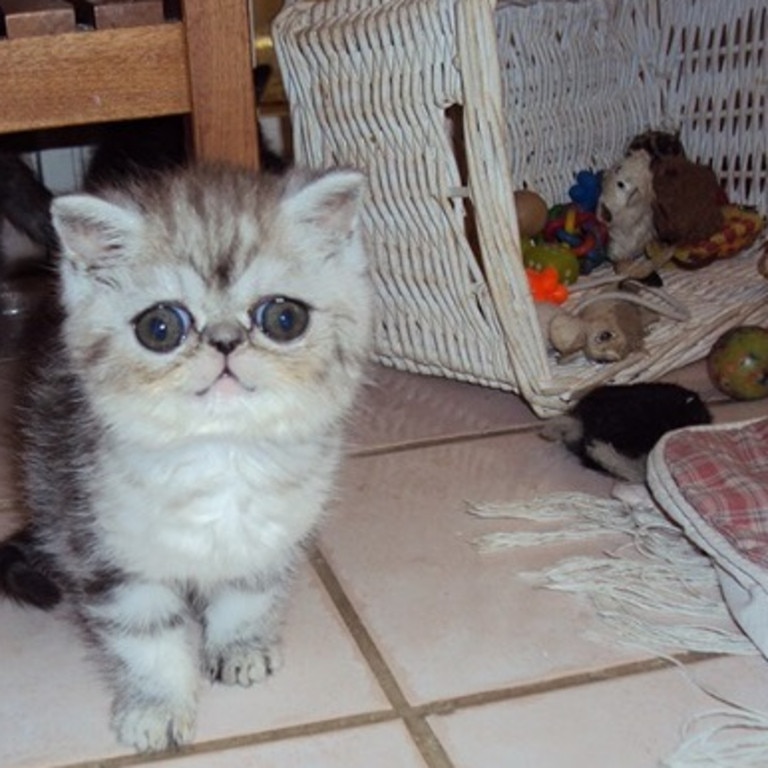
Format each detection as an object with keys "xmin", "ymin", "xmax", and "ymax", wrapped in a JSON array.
[
  {"xmin": 251, "ymin": 297, "xmax": 310, "ymax": 343},
  {"xmin": 133, "ymin": 303, "xmax": 193, "ymax": 353}
]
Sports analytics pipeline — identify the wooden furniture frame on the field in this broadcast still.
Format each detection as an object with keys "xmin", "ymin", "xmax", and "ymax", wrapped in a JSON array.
[{"xmin": 0, "ymin": 0, "xmax": 259, "ymax": 168}]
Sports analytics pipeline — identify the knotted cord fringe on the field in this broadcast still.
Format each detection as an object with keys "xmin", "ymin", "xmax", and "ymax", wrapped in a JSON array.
[
  {"xmin": 468, "ymin": 487, "xmax": 767, "ymax": 766},
  {"xmin": 663, "ymin": 708, "xmax": 768, "ymax": 767},
  {"xmin": 468, "ymin": 488, "xmax": 756, "ymax": 655}
]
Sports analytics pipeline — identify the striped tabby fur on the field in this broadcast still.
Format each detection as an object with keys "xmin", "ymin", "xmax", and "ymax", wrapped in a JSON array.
[{"xmin": 0, "ymin": 164, "xmax": 372, "ymax": 752}]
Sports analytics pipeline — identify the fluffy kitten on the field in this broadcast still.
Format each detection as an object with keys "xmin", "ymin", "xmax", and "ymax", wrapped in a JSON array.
[
  {"xmin": 541, "ymin": 383, "xmax": 711, "ymax": 482},
  {"xmin": 0, "ymin": 164, "xmax": 372, "ymax": 752}
]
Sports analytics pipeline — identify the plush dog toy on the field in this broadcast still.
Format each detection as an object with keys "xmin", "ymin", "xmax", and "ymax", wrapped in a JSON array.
[{"xmin": 597, "ymin": 150, "xmax": 656, "ymax": 268}]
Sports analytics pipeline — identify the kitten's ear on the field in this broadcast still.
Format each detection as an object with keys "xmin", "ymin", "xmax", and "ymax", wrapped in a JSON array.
[
  {"xmin": 282, "ymin": 169, "xmax": 365, "ymax": 239},
  {"xmin": 52, "ymin": 194, "xmax": 143, "ymax": 268}
]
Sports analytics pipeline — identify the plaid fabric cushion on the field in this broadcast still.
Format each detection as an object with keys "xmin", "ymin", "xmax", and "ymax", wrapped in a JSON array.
[
  {"xmin": 661, "ymin": 418, "xmax": 768, "ymax": 570},
  {"xmin": 649, "ymin": 417, "xmax": 768, "ymax": 659}
]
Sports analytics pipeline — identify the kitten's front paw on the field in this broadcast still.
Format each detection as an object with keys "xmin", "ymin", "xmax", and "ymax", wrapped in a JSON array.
[
  {"xmin": 113, "ymin": 702, "xmax": 196, "ymax": 753},
  {"xmin": 207, "ymin": 643, "xmax": 284, "ymax": 686}
]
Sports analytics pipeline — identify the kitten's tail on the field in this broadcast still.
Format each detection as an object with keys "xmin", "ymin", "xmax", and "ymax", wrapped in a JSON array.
[{"xmin": 0, "ymin": 528, "xmax": 62, "ymax": 610}]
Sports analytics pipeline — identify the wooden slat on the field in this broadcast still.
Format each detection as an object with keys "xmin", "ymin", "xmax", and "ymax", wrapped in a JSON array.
[
  {"xmin": 0, "ymin": 23, "xmax": 191, "ymax": 134},
  {"xmin": 0, "ymin": 0, "xmax": 259, "ymax": 168},
  {"xmin": 183, "ymin": 0, "xmax": 258, "ymax": 168},
  {"xmin": 70, "ymin": 0, "xmax": 165, "ymax": 30},
  {"xmin": 0, "ymin": 0, "xmax": 75, "ymax": 38}
]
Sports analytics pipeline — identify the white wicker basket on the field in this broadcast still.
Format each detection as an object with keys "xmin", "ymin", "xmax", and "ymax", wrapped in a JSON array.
[{"xmin": 273, "ymin": 0, "xmax": 768, "ymax": 416}]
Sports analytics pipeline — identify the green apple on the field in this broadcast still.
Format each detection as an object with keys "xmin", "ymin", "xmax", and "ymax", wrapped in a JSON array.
[{"xmin": 707, "ymin": 325, "xmax": 768, "ymax": 400}]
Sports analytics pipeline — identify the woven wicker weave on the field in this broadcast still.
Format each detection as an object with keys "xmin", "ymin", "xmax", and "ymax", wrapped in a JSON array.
[{"xmin": 274, "ymin": 0, "xmax": 768, "ymax": 416}]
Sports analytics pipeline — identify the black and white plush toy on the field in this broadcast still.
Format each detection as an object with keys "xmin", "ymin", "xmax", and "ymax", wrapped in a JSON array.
[{"xmin": 541, "ymin": 382, "xmax": 712, "ymax": 482}]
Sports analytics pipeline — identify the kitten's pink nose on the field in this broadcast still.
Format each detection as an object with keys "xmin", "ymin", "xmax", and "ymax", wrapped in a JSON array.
[{"xmin": 203, "ymin": 322, "xmax": 246, "ymax": 355}]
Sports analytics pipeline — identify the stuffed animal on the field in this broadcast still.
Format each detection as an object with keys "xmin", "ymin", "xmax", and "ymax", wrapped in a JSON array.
[
  {"xmin": 651, "ymin": 155, "xmax": 724, "ymax": 244},
  {"xmin": 568, "ymin": 170, "xmax": 602, "ymax": 212},
  {"xmin": 647, "ymin": 204, "xmax": 765, "ymax": 269},
  {"xmin": 627, "ymin": 129, "xmax": 685, "ymax": 162},
  {"xmin": 597, "ymin": 150, "xmax": 656, "ymax": 268},
  {"xmin": 548, "ymin": 294, "xmax": 655, "ymax": 363},
  {"xmin": 546, "ymin": 281, "xmax": 688, "ymax": 363},
  {"xmin": 540, "ymin": 382, "xmax": 711, "ymax": 481}
]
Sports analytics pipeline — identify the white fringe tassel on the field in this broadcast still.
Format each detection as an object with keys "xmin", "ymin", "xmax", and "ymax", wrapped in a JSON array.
[
  {"xmin": 663, "ymin": 708, "xmax": 768, "ymax": 767},
  {"xmin": 468, "ymin": 493, "xmax": 634, "ymax": 552},
  {"xmin": 468, "ymin": 487, "xmax": 767, "ymax": 766},
  {"xmin": 468, "ymin": 487, "xmax": 756, "ymax": 657}
]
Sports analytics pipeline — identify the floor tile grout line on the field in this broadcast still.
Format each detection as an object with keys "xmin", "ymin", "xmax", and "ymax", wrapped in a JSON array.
[
  {"xmin": 347, "ymin": 424, "xmax": 542, "ymax": 460},
  {"xmin": 347, "ymin": 393, "xmax": 761, "ymax": 462},
  {"xmin": 310, "ymin": 545, "xmax": 733, "ymax": 764},
  {"xmin": 310, "ymin": 547, "xmax": 457, "ymax": 768},
  {"xmin": 309, "ymin": 548, "xmax": 727, "ymax": 767},
  {"xmin": 51, "ymin": 711, "xmax": 401, "ymax": 768},
  {"xmin": 24, "ymin": 654, "xmax": 728, "ymax": 768},
  {"xmin": 309, "ymin": 548, "xmax": 412, "ymax": 711},
  {"xmin": 410, "ymin": 651, "xmax": 725, "ymax": 717}
]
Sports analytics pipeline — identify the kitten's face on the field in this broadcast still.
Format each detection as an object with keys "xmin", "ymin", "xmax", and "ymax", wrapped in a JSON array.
[{"xmin": 50, "ymin": 165, "xmax": 372, "ymax": 442}]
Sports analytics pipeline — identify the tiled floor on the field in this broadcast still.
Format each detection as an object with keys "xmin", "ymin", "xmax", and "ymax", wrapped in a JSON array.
[{"xmin": 1, "ymin": 330, "xmax": 767, "ymax": 766}]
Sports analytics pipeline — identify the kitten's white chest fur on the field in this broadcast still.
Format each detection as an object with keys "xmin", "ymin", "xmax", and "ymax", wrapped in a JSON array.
[{"xmin": 95, "ymin": 436, "xmax": 338, "ymax": 584}]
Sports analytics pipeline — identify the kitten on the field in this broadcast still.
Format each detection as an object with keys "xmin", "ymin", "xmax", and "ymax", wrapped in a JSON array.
[
  {"xmin": 0, "ymin": 163, "xmax": 372, "ymax": 752},
  {"xmin": 0, "ymin": 152, "xmax": 57, "ymax": 264},
  {"xmin": 541, "ymin": 383, "xmax": 711, "ymax": 482}
]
